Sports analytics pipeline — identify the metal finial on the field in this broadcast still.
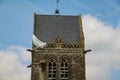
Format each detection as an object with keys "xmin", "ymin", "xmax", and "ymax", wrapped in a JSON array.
[{"xmin": 55, "ymin": 0, "xmax": 60, "ymax": 15}]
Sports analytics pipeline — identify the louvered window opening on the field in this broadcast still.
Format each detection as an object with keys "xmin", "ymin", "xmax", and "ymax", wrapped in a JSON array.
[
  {"xmin": 60, "ymin": 61, "xmax": 69, "ymax": 80},
  {"xmin": 48, "ymin": 62, "xmax": 56, "ymax": 80}
]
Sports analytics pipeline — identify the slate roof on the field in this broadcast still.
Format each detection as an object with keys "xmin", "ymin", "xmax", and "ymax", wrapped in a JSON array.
[{"xmin": 34, "ymin": 14, "xmax": 83, "ymax": 43}]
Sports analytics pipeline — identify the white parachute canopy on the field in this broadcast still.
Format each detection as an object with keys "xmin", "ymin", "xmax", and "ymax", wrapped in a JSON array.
[{"xmin": 32, "ymin": 34, "xmax": 46, "ymax": 48}]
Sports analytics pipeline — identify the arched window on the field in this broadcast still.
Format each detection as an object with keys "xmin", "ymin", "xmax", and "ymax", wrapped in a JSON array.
[
  {"xmin": 60, "ymin": 58, "xmax": 69, "ymax": 80},
  {"xmin": 48, "ymin": 59, "xmax": 57, "ymax": 80}
]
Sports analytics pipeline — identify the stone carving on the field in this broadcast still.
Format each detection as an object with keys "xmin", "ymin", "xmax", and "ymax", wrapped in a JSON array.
[
  {"xmin": 73, "ymin": 54, "xmax": 83, "ymax": 63},
  {"xmin": 55, "ymin": 35, "xmax": 63, "ymax": 43},
  {"xmin": 40, "ymin": 35, "xmax": 83, "ymax": 49},
  {"xmin": 59, "ymin": 55, "xmax": 71, "ymax": 63},
  {"xmin": 49, "ymin": 55, "xmax": 57, "ymax": 61}
]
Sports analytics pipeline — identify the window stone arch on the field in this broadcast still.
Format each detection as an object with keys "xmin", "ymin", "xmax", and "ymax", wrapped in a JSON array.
[
  {"xmin": 59, "ymin": 55, "xmax": 71, "ymax": 80},
  {"xmin": 59, "ymin": 55, "xmax": 71, "ymax": 63},
  {"xmin": 47, "ymin": 55, "xmax": 58, "ymax": 80}
]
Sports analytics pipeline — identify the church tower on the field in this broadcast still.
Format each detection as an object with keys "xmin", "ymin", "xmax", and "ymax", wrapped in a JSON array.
[
  {"xmin": 28, "ymin": 13, "xmax": 87, "ymax": 80},
  {"xmin": 27, "ymin": 1, "xmax": 91, "ymax": 80}
]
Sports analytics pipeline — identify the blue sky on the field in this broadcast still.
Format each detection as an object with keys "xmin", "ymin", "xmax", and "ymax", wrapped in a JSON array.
[{"xmin": 0, "ymin": 0, "xmax": 120, "ymax": 80}]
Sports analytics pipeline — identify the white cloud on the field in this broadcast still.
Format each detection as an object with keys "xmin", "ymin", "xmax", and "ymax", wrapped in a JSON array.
[
  {"xmin": 0, "ymin": 45, "xmax": 31, "ymax": 80},
  {"xmin": 82, "ymin": 14, "xmax": 120, "ymax": 80}
]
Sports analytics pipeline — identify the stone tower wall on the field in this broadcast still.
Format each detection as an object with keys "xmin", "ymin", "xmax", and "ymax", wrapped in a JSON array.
[{"xmin": 31, "ymin": 49, "xmax": 85, "ymax": 80}]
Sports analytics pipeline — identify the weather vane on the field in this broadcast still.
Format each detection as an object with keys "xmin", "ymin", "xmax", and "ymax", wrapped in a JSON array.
[{"xmin": 55, "ymin": 0, "xmax": 60, "ymax": 15}]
